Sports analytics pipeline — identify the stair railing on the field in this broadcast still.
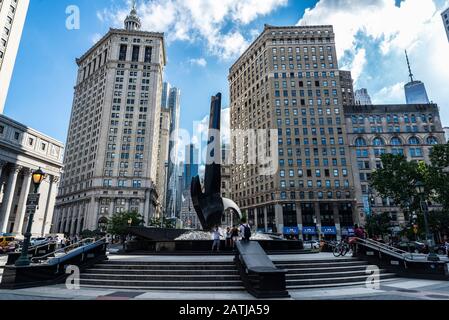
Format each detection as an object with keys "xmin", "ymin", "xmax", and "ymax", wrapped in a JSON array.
[
  {"xmin": 30, "ymin": 238, "xmax": 103, "ymax": 264},
  {"xmin": 355, "ymin": 237, "xmax": 415, "ymax": 261}
]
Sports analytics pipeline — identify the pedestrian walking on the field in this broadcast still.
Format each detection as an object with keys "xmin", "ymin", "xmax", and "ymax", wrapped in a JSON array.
[{"xmin": 231, "ymin": 225, "xmax": 239, "ymax": 248}]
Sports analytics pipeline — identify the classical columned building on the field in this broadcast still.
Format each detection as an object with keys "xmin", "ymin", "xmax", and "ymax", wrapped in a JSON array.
[
  {"xmin": 54, "ymin": 5, "xmax": 165, "ymax": 235},
  {"xmin": 0, "ymin": 114, "xmax": 63, "ymax": 236}
]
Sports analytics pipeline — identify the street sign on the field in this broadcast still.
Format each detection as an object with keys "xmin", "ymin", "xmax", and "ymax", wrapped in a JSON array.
[
  {"xmin": 26, "ymin": 205, "xmax": 37, "ymax": 214},
  {"xmin": 26, "ymin": 194, "xmax": 40, "ymax": 206}
]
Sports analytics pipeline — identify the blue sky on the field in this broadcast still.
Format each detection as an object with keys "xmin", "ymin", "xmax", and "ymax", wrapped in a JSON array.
[{"xmin": 4, "ymin": 0, "xmax": 449, "ymax": 144}]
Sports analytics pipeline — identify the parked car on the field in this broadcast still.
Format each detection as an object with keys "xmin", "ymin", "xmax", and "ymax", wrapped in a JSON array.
[
  {"xmin": 30, "ymin": 237, "xmax": 48, "ymax": 247},
  {"xmin": 394, "ymin": 241, "xmax": 426, "ymax": 253},
  {"xmin": 0, "ymin": 236, "xmax": 15, "ymax": 248},
  {"xmin": 303, "ymin": 240, "xmax": 320, "ymax": 250}
]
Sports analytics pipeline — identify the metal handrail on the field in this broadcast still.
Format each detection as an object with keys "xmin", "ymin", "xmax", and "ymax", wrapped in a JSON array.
[
  {"xmin": 30, "ymin": 238, "xmax": 98, "ymax": 263},
  {"xmin": 355, "ymin": 237, "xmax": 415, "ymax": 261}
]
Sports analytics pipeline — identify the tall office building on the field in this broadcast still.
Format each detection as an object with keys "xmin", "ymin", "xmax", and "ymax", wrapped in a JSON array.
[
  {"xmin": 355, "ymin": 88, "xmax": 372, "ymax": 106},
  {"xmin": 54, "ymin": 5, "xmax": 166, "ymax": 235},
  {"xmin": 165, "ymin": 86, "xmax": 181, "ymax": 217},
  {"xmin": 183, "ymin": 144, "xmax": 199, "ymax": 190},
  {"xmin": 442, "ymin": 7, "xmax": 449, "ymax": 42},
  {"xmin": 339, "ymin": 70, "xmax": 354, "ymax": 106},
  {"xmin": 444, "ymin": 127, "xmax": 449, "ymax": 142},
  {"xmin": 155, "ymin": 108, "xmax": 170, "ymax": 216},
  {"xmin": 229, "ymin": 25, "xmax": 357, "ymax": 240},
  {"xmin": 404, "ymin": 51, "xmax": 429, "ymax": 105},
  {"xmin": 0, "ymin": 0, "xmax": 29, "ymax": 114},
  {"xmin": 161, "ymin": 82, "xmax": 170, "ymax": 108}
]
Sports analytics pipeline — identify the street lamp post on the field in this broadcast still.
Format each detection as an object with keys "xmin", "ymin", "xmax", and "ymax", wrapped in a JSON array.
[
  {"xmin": 415, "ymin": 181, "xmax": 439, "ymax": 262},
  {"xmin": 15, "ymin": 168, "xmax": 46, "ymax": 267}
]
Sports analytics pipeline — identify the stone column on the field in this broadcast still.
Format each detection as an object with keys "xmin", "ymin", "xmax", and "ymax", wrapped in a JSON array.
[
  {"xmin": 109, "ymin": 198, "xmax": 114, "ymax": 218},
  {"xmin": 41, "ymin": 176, "xmax": 59, "ymax": 236},
  {"xmin": 75, "ymin": 203, "xmax": 83, "ymax": 235},
  {"xmin": 0, "ymin": 161, "xmax": 7, "ymax": 197},
  {"xmin": 296, "ymin": 203, "xmax": 303, "ymax": 236},
  {"xmin": 314, "ymin": 202, "xmax": 322, "ymax": 239},
  {"xmin": 13, "ymin": 169, "xmax": 32, "ymax": 235},
  {"xmin": 274, "ymin": 203, "xmax": 283, "ymax": 234},
  {"xmin": 144, "ymin": 189, "xmax": 150, "ymax": 225},
  {"xmin": 0, "ymin": 165, "xmax": 22, "ymax": 233},
  {"xmin": 333, "ymin": 203, "xmax": 342, "ymax": 241},
  {"xmin": 263, "ymin": 206, "xmax": 268, "ymax": 232}
]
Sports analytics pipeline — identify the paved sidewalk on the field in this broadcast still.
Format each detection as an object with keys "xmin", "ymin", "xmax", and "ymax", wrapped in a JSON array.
[{"xmin": 0, "ymin": 277, "xmax": 448, "ymax": 300}]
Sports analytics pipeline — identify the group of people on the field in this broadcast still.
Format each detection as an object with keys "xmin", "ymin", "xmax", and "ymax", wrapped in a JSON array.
[{"xmin": 211, "ymin": 218, "xmax": 252, "ymax": 252}]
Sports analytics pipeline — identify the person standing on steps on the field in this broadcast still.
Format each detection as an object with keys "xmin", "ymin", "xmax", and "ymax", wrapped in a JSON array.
[
  {"xmin": 239, "ymin": 218, "xmax": 252, "ymax": 242},
  {"xmin": 231, "ymin": 225, "xmax": 239, "ymax": 249},
  {"xmin": 211, "ymin": 226, "xmax": 222, "ymax": 252}
]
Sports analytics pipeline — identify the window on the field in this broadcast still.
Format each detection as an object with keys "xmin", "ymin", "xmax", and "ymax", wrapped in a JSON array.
[
  {"xmin": 408, "ymin": 136, "xmax": 420, "ymax": 145},
  {"xmin": 373, "ymin": 137, "xmax": 385, "ymax": 146},
  {"xmin": 14, "ymin": 132, "xmax": 20, "ymax": 140},
  {"xmin": 119, "ymin": 44, "xmax": 127, "ymax": 61},
  {"xmin": 144, "ymin": 46, "xmax": 152, "ymax": 63},
  {"xmin": 132, "ymin": 45, "xmax": 140, "ymax": 62},
  {"xmin": 355, "ymin": 137, "xmax": 366, "ymax": 147},
  {"xmin": 391, "ymin": 137, "xmax": 402, "ymax": 146},
  {"xmin": 426, "ymin": 136, "xmax": 438, "ymax": 145}
]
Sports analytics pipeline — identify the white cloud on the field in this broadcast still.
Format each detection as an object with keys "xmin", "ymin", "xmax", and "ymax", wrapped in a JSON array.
[
  {"xmin": 189, "ymin": 58, "xmax": 207, "ymax": 67},
  {"xmin": 91, "ymin": 33, "xmax": 103, "ymax": 44},
  {"xmin": 372, "ymin": 81, "xmax": 406, "ymax": 104},
  {"xmin": 98, "ymin": 0, "xmax": 287, "ymax": 60},
  {"xmin": 298, "ymin": 0, "xmax": 449, "ymax": 126}
]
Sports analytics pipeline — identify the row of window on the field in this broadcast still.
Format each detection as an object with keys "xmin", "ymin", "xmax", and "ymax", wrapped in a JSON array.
[
  {"xmin": 354, "ymin": 136, "xmax": 438, "ymax": 147},
  {"xmin": 103, "ymin": 179, "xmax": 142, "ymax": 188}
]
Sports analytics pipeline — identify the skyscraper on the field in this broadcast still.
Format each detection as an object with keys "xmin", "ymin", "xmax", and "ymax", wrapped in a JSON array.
[
  {"xmin": 354, "ymin": 88, "xmax": 372, "ymax": 106},
  {"xmin": 442, "ymin": 7, "xmax": 449, "ymax": 42},
  {"xmin": 165, "ymin": 86, "xmax": 181, "ymax": 217},
  {"xmin": 404, "ymin": 50, "xmax": 429, "ymax": 105},
  {"xmin": 54, "ymin": 5, "xmax": 166, "ymax": 235},
  {"xmin": 229, "ymin": 25, "xmax": 357, "ymax": 239},
  {"xmin": 183, "ymin": 144, "xmax": 199, "ymax": 190},
  {"xmin": 0, "ymin": 0, "xmax": 30, "ymax": 114},
  {"xmin": 156, "ymin": 108, "xmax": 171, "ymax": 216},
  {"xmin": 444, "ymin": 127, "xmax": 449, "ymax": 142},
  {"xmin": 339, "ymin": 70, "xmax": 354, "ymax": 106}
]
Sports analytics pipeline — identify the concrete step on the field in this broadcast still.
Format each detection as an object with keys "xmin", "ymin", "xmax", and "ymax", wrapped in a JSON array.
[
  {"xmin": 81, "ymin": 274, "xmax": 242, "ymax": 281},
  {"xmin": 285, "ymin": 269, "xmax": 389, "ymax": 280},
  {"xmin": 274, "ymin": 261, "xmax": 369, "ymax": 268},
  {"xmin": 79, "ymin": 278, "xmax": 243, "ymax": 288},
  {"xmin": 92, "ymin": 263, "xmax": 237, "ymax": 271},
  {"xmin": 84, "ymin": 269, "xmax": 240, "ymax": 276},
  {"xmin": 286, "ymin": 277, "xmax": 398, "ymax": 290},
  {"xmin": 102, "ymin": 260, "xmax": 235, "ymax": 266},
  {"xmin": 78, "ymin": 284, "xmax": 246, "ymax": 291},
  {"xmin": 284, "ymin": 273, "xmax": 397, "ymax": 287},
  {"xmin": 283, "ymin": 265, "xmax": 371, "ymax": 274}
]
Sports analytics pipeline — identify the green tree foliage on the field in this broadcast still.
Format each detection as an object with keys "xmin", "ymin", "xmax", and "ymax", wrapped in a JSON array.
[
  {"xmin": 107, "ymin": 211, "xmax": 144, "ymax": 238},
  {"xmin": 370, "ymin": 143, "xmax": 449, "ymax": 237},
  {"xmin": 365, "ymin": 212, "xmax": 393, "ymax": 237},
  {"xmin": 148, "ymin": 217, "xmax": 176, "ymax": 229}
]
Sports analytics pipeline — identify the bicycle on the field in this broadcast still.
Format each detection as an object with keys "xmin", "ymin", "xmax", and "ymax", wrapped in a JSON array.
[{"xmin": 332, "ymin": 239, "xmax": 352, "ymax": 257}]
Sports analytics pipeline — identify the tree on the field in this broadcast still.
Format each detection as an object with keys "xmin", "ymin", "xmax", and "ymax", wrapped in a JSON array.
[
  {"xmin": 370, "ymin": 154, "xmax": 425, "ymax": 215},
  {"xmin": 365, "ymin": 212, "xmax": 393, "ymax": 238},
  {"xmin": 148, "ymin": 217, "xmax": 175, "ymax": 229},
  {"xmin": 107, "ymin": 211, "xmax": 144, "ymax": 244},
  {"xmin": 370, "ymin": 144, "xmax": 449, "ymax": 240}
]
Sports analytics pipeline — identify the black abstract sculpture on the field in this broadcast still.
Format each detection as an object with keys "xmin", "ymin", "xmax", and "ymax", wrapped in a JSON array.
[{"xmin": 191, "ymin": 93, "xmax": 223, "ymax": 230}]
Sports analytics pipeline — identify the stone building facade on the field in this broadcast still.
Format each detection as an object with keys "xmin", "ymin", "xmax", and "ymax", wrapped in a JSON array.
[
  {"xmin": 344, "ymin": 104, "xmax": 446, "ymax": 227},
  {"xmin": 0, "ymin": 0, "xmax": 29, "ymax": 113},
  {"xmin": 0, "ymin": 114, "xmax": 63, "ymax": 236},
  {"xmin": 53, "ymin": 7, "xmax": 166, "ymax": 235},
  {"xmin": 229, "ymin": 25, "xmax": 358, "ymax": 240}
]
